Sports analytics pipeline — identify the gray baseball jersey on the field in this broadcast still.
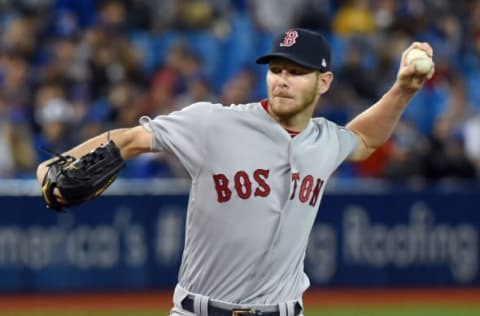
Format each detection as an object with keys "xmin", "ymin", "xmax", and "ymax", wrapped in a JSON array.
[{"xmin": 140, "ymin": 100, "xmax": 358, "ymax": 305}]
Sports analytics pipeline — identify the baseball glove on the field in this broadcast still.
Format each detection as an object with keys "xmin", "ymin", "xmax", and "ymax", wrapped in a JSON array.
[{"xmin": 41, "ymin": 140, "xmax": 125, "ymax": 211}]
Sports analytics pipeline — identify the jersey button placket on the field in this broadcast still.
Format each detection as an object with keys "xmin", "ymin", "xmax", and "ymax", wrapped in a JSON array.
[{"xmin": 287, "ymin": 140, "xmax": 297, "ymax": 202}]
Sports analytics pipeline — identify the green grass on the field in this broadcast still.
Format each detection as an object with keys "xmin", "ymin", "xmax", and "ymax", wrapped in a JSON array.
[{"xmin": 5, "ymin": 306, "xmax": 480, "ymax": 316}]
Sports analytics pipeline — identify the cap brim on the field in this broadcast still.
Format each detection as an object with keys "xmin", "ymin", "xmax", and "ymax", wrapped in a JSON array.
[{"xmin": 256, "ymin": 53, "xmax": 326, "ymax": 72}]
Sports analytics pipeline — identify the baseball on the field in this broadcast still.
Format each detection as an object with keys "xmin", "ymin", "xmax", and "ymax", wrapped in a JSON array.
[{"xmin": 405, "ymin": 48, "xmax": 434, "ymax": 75}]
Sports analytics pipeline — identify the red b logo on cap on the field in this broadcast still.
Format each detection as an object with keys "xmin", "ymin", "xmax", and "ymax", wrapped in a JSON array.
[{"xmin": 280, "ymin": 30, "xmax": 298, "ymax": 47}]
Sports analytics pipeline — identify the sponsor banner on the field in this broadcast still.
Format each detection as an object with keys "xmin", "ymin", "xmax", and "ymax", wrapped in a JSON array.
[
  {"xmin": 0, "ymin": 191, "xmax": 478, "ymax": 291},
  {"xmin": 306, "ymin": 193, "xmax": 479, "ymax": 287}
]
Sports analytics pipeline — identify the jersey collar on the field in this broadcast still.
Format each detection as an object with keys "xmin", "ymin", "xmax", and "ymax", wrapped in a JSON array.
[{"xmin": 260, "ymin": 99, "xmax": 300, "ymax": 138}]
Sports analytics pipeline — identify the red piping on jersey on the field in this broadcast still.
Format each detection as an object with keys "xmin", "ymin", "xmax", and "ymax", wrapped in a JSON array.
[{"xmin": 260, "ymin": 99, "xmax": 300, "ymax": 137}]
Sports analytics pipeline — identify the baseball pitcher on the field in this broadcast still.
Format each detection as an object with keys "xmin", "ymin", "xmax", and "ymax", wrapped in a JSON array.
[{"xmin": 36, "ymin": 28, "xmax": 434, "ymax": 316}]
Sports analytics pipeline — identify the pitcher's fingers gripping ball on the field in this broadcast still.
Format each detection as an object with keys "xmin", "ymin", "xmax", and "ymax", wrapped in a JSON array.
[
  {"xmin": 405, "ymin": 48, "xmax": 434, "ymax": 75},
  {"xmin": 41, "ymin": 140, "xmax": 125, "ymax": 211},
  {"xmin": 399, "ymin": 42, "xmax": 435, "ymax": 89}
]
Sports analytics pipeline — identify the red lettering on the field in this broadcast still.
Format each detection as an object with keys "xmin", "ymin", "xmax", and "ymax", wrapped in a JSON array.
[
  {"xmin": 214, "ymin": 170, "xmax": 322, "ymax": 205},
  {"xmin": 212, "ymin": 174, "xmax": 231, "ymax": 202},
  {"xmin": 290, "ymin": 172, "xmax": 300, "ymax": 200},
  {"xmin": 309, "ymin": 178, "xmax": 324, "ymax": 206},
  {"xmin": 280, "ymin": 30, "xmax": 299, "ymax": 47},
  {"xmin": 299, "ymin": 175, "xmax": 314, "ymax": 203},
  {"xmin": 234, "ymin": 171, "xmax": 252, "ymax": 199},
  {"xmin": 253, "ymin": 169, "xmax": 270, "ymax": 197}
]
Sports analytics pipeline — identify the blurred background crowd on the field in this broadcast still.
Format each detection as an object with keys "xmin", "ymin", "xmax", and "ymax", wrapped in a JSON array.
[{"xmin": 1, "ymin": 0, "xmax": 480, "ymax": 185}]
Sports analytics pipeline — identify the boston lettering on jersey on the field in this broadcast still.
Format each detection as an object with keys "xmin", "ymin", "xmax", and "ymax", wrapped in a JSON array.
[{"xmin": 212, "ymin": 169, "xmax": 324, "ymax": 206}]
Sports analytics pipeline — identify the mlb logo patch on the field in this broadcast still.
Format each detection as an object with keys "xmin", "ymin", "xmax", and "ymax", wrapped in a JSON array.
[{"xmin": 280, "ymin": 30, "xmax": 298, "ymax": 47}]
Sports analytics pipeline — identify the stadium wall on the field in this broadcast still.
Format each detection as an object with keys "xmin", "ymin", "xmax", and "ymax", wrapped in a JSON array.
[{"xmin": 0, "ymin": 179, "xmax": 478, "ymax": 292}]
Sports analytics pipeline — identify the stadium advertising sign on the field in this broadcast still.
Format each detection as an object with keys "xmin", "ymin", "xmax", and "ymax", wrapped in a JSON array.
[{"xmin": 0, "ymin": 191, "xmax": 478, "ymax": 291}]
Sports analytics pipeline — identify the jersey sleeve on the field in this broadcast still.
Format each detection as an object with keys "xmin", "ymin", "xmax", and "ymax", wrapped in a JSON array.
[
  {"xmin": 139, "ymin": 102, "xmax": 216, "ymax": 177},
  {"xmin": 337, "ymin": 125, "xmax": 360, "ymax": 159},
  {"xmin": 326, "ymin": 120, "xmax": 360, "ymax": 168}
]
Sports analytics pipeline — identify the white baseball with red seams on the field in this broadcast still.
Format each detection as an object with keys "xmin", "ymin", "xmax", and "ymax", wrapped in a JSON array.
[
  {"xmin": 140, "ymin": 100, "xmax": 358, "ymax": 313},
  {"xmin": 405, "ymin": 48, "xmax": 433, "ymax": 75}
]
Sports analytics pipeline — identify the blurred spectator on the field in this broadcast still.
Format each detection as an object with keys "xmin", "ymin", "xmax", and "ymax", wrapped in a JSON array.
[
  {"xmin": 125, "ymin": 0, "xmax": 230, "ymax": 32},
  {"xmin": 220, "ymin": 67, "xmax": 256, "ymax": 106},
  {"xmin": 464, "ymin": 0, "xmax": 480, "ymax": 57},
  {"xmin": 0, "ymin": 53, "xmax": 31, "ymax": 114},
  {"xmin": 249, "ymin": 0, "xmax": 310, "ymax": 33},
  {"xmin": 175, "ymin": 74, "xmax": 218, "ymax": 109},
  {"xmin": 464, "ymin": 112, "xmax": 480, "ymax": 175},
  {"xmin": 0, "ymin": 0, "xmax": 477, "ymax": 182},
  {"xmin": 1, "ymin": 9, "xmax": 42, "ymax": 61},
  {"xmin": 81, "ymin": 0, "xmax": 143, "ymax": 100},
  {"xmin": 295, "ymin": 0, "xmax": 333, "ymax": 33},
  {"xmin": 0, "ymin": 97, "xmax": 37, "ymax": 178},
  {"xmin": 370, "ymin": 34, "xmax": 404, "ymax": 95},
  {"xmin": 142, "ymin": 42, "xmax": 205, "ymax": 114},
  {"xmin": 384, "ymin": 118, "xmax": 429, "ymax": 183},
  {"xmin": 356, "ymin": 141, "xmax": 394, "ymax": 178},
  {"xmin": 332, "ymin": 0, "xmax": 377, "ymax": 36},
  {"xmin": 38, "ymin": 34, "xmax": 90, "ymax": 108},
  {"xmin": 172, "ymin": 0, "xmax": 217, "ymax": 30},
  {"xmin": 51, "ymin": 0, "xmax": 97, "ymax": 28},
  {"xmin": 421, "ymin": 116, "xmax": 476, "ymax": 181},
  {"xmin": 336, "ymin": 39, "xmax": 379, "ymax": 104},
  {"xmin": 140, "ymin": 42, "xmax": 185, "ymax": 115},
  {"xmin": 128, "ymin": 0, "xmax": 177, "ymax": 31},
  {"xmin": 315, "ymin": 84, "xmax": 355, "ymax": 126},
  {"xmin": 81, "ymin": 79, "xmax": 144, "ymax": 140},
  {"xmin": 108, "ymin": 81, "xmax": 144, "ymax": 127},
  {"xmin": 87, "ymin": 25, "xmax": 143, "ymax": 99},
  {"xmin": 98, "ymin": 0, "xmax": 128, "ymax": 34},
  {"xmin": 33, "ymin": 83, "xmax": 77, "ymax": 162},
  {"xmin": 0, "ymin": 50, "xmax": 37, "ymax": 177},
  {"xmin": 371, "ymin": 0, "xmax": 396, "ymax": 32}
]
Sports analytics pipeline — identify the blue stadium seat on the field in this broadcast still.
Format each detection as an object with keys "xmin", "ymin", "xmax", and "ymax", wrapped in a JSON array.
[
  {"xmin": 129, "ymin": 30, "xmax": 157, "ymax": 74},
  {"xmin": 466, "ymin": 72, "xmax": 480, "ymax": 110},
  {"xmin": 403, "ymin": 87, "xmax": 448, "ymax": 135},
  {"xmin": 325, "ymin": 34, "xmax": 347, "ymax": 71},
  {"xmin": 152, "ymin": 31, "xmax": 183, "ymax": 68},
  {"xmin": 215, "ymin": 13, "xmax": 257, "ymax": 92},
  {"xmin": 184, "ymin": 31, "xmax": 221, "ymax": 80}
]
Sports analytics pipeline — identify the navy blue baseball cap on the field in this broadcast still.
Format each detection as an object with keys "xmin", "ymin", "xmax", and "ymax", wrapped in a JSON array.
[{"xmin": 256, "ymin": 28, "xmax": 331, "ymax": 72}]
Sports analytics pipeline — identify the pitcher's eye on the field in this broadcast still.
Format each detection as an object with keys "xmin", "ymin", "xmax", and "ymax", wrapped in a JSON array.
[
  {"xmin": 269, "ymin": 66, "xmax": 282, "ymax": 74},
  {"xmin": 269, "ymin": 65, "xmax": 312, "ymax": 76},
  {"xmin": 290, "ymin": 68, "xmax": 310, "ymax": 75}
]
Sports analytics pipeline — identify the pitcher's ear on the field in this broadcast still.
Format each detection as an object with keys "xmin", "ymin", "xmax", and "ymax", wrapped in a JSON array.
[{"xmin": 319, "ymin": 71, "xmax": 334, "ymax": 94}]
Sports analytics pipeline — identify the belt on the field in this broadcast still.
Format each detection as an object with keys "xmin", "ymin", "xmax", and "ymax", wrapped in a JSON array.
[{"xmin": 181, "ymin": 296, "xmax": 301, "ymax": 316}]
